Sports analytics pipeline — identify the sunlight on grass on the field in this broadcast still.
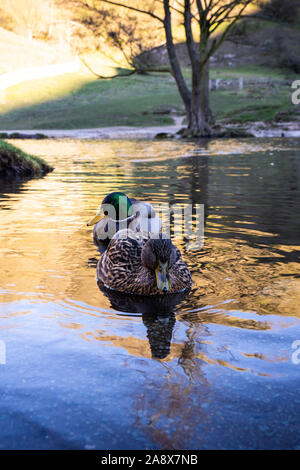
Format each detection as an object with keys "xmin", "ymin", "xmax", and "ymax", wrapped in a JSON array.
[
  {"xmin": 0, "ymin": 71, "xmax": 181, "ymax": 129},
  {"xmin": 2, "ymin": 73, "xmax": 95, "ymax": 112},
  {"xmin": 0, "ymin": 64, "xmax": 294, "ymax": 130},
  {"xmin": 1, "ymin": 52, "xmax": 128, "ymax": 115}
]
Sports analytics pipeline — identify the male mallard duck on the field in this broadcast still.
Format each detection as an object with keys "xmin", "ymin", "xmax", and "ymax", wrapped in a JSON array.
[
  {"xmin": 97, "ymin": 229, "xmax": 192, "ymax": 295},
  {"xmin": 87, "ymin": 192, "xmax": 162, "ymax": 253}
]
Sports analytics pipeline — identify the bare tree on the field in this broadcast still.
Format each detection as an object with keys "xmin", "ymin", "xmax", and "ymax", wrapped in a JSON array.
[
  {"xmin": 66, "ymin": 0, "xmax": 255, "ymax": 136},
  {"xmin": 61, "ymin": 1, "xmax": 167, "ymax": 74}
]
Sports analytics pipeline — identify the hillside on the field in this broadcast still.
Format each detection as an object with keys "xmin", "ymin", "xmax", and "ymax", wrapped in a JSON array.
[
  {"xmin": 0, "ymin": 27, "xmax": 75, "ymax": 75},
  {"xmin": 0, "ymin": 4, "xmax": 299, "ymax": 132},
  {"xmin": 138, "ymin": 19, "xmax": 300, "ymax": 73}
]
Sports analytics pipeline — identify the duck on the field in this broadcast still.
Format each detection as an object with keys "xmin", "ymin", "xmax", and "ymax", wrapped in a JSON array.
[
  {"xmin": 96, "ymin": 229, "xmax": 192, "ymax": 295},
  {"xmin": 87, "ymin": 192, "xmax": 162, "ymax": 253}
]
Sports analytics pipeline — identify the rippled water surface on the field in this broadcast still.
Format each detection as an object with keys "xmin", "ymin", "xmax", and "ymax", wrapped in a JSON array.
[{"xmin": 0, "ymin": 137, "xmax": 300, "ymax": 450}]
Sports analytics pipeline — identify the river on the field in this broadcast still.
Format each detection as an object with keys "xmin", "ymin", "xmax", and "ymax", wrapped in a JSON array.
[{"xmin": 0, "ymin": 137, "xmax": 299, "ymax": 449}]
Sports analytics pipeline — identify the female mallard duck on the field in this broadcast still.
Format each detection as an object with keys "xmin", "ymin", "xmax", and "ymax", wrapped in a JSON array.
[
  {"xmin": 87, "ymin": 192, "xmax": 161, "ymax": 253},
  {"xmin": 97, "ymin": 229, "xmax": 192, "ymax": 295}
]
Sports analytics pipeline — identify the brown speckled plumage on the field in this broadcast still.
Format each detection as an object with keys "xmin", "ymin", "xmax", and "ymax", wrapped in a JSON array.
[{"xmin": 96, "ymin": 229, "xmax": 192, "ymax": 295}]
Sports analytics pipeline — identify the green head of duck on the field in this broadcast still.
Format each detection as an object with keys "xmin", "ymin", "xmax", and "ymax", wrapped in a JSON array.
[{"xmin": 87, "ymin": 192, "xmax": 132, "ymax": 226}]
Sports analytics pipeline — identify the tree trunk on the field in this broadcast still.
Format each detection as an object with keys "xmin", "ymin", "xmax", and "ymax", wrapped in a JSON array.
[
  {"xmin": 182, "ymin": 23, "xmax": 213, "ymax": 137},
  {"xmin": 163, "ymin": 0, "xmax": 191, "ymax": 113},
  {"xmin": 187, "ymin": 88, "xmax": 211, "ymax": 136},
  {"xmin": 200, "ymin": 60, "xmax": 214, "ymax": 125},
  {"xmin": 163, "ymin": 0, "xmax": 213, "ymax": 137},
  {"xmin": 187, "ymin": 59, "xmax": 212, "ymax": 137}
]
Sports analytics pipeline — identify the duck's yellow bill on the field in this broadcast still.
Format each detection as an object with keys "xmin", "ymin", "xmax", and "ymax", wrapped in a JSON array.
[
  {"xmin": 87, "ymin": 214, "xmax": 103, "ymax": 226},
  {"xmin": 87, "ymin": 207, "xmax": 105, "ymax": 226}
]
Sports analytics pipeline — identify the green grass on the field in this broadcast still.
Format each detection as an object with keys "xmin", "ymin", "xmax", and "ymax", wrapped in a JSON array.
[
  {"xmin": 210, "ymin": 65, "xmax": 293, "ymax": 80},
  {"xmin": 0, "ymin": 65, "xmax": 296, "ymax": 130},
  {"xmin": 211, "ymin": 84, "xmax": 293, "ymax": 123},
  {"xmin": 0, "ymin": 72, "xmax": 182, "ymax": 129},
  {"xmin": 0, "ymin": 139, "xmax": 53, "ymax": 177}
]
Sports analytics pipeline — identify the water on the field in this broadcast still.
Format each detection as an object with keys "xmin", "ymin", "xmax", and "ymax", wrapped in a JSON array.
[{"xmin": 0, "ymin": 137, "xmax": 299, "ymax": 450}]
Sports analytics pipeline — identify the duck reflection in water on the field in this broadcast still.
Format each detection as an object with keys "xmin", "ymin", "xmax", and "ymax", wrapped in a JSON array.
[{"xmin": 97, "ymin": 281, "xmax": 190, "ymax": 359}]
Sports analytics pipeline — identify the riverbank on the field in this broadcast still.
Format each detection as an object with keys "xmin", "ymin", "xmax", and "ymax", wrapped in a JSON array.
[
  {"xmin": 0, "ymin": 139, "xmax": 54, "ymax": 178},
  {"xmin": 1, "ymin": 118, "xmax": 299, "ymax": 140}
]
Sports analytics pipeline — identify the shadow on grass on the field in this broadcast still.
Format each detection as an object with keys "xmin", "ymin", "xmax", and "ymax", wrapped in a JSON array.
[{"xmin": 0, "ymin": 71, "xmax": 183, "ymax": 131}]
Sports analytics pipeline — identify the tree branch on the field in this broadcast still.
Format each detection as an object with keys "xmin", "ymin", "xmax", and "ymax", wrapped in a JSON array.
[
  {"xmin": 84, "ymin": 0, "xmax": 164, "ymax": 23},
  {"xmin": 202, "ymin": 0, "xmax": 252, "ymax": 66},
  {"xmin": 156, "ymin": 0, "xmax": 199, "ymax": 22},
  {"xmin": 184, "ymin": 0, "xmax": 199, "ymax": 68},
  {"xmin": 209, "ymin": 0, "xmax": 241, "ymax": 23},
  {"xmin": 209, "ymin": 0, "xmax": 252, "ymax": 31},
  {"xmin": 79, "ymin": 54, "xmax": 136, "ymax": 79},
  {"xmin": 163, "ymin": 0, "xmax": 191, "ymax": 107}
]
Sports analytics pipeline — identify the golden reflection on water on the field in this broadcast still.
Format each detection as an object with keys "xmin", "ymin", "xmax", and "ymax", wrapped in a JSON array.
[
  {"xmin": 1, "ymin": 138, "xmax": 300, "ymax": 449},
  {"xmin": 1, "ymin": 139, "xmax": 300, "ymax": 364}
]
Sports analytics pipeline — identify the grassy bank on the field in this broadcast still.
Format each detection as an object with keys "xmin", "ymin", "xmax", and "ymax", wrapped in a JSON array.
[
  {"xmin": 0, "ymin": 65, "xmax": 297, "ymax": 130},
  {"xmin": 0, "ymin": 139, "xmax": 53, "ymax": 178},
  {"xmin": 211, "ymin": 67, "xmax": 295, "ymax": 123}
]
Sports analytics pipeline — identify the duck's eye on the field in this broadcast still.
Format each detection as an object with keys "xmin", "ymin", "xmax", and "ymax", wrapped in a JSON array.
[{"xmin": 104, "ymin": 210, "xmax": 108, "ymax": 216}]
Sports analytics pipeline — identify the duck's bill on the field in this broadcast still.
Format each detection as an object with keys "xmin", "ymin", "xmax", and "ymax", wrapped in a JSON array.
[
  {"xmin": 87, "ymin": 215, "xmax": 102, "ymax": 226},
  {"xmin": 87, "ymin": 208, "xmax": 104, "ymax": 226},
  {"xmin": 155, "ymin": 261, "xmax": 171, "ymax": 292}
]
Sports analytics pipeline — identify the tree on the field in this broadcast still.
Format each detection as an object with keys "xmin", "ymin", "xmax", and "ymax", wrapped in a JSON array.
[
  {"xmin": 61, "ymin": 0, "xmax": 167, "ymax": 75},
  {"xmin": 67, "ymin": 1, "xmax": 254, "ymax": 136}
]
